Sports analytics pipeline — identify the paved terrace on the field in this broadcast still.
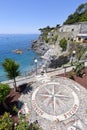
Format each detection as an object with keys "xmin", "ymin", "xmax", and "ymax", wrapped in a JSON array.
[
  {"xmin": 1, "ymin": 61, "xmax": 87, "ymax": 130},
  {"xmin": 18, "ymin": 75, "xmax": 87, "ymax": 130}
]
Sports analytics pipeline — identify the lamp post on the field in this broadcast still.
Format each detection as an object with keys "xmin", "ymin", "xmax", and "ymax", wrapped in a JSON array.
[
  {"xmin": 72, "ymin": 50, "xmax": 76, "ymax": 57},
  {"xmin": 71, "ymin": 50, "xmax": 76, "ymax": 65},
  {"xmin": 34, "ymin": 59, "xmax": 38, "ymax": 75}
]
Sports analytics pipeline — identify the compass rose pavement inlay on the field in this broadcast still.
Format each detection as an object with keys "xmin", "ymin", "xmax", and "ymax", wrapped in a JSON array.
[
  {"xmin": 32, "ymin": 81, "xmax": 79, "ymax": 122},
  {"xmin": 19, "ymin": 77, "xmax": 87, "ymax": 130}
]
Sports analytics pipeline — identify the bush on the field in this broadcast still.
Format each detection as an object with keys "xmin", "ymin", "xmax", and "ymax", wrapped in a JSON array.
[
  {"xmin": 74, "ymin": 61, "xmax": 85, "ymax": 77},
  {"xmin": 28, "ymin": 122, "xmax": 42, "ymax": 130},
  {"xmin": 0, "ymin": 112, "xmax": 13, "ymax": 130},
  {"xmin": 53, "ymin": 34, "xmax": 58, "ymax": 42},
  {"xmin": 14, "ymin": 115, "xmax": 28, "ymax": 130},
  {"xmin": 59, "ymin": 37, "xmax": 67, "ymax": 51},
  {"xmin": 45, "ymin": 37, "xmax": 49, "ymax": 43},
  {"xmin": 12, "ymin": 105, "xmax": 19, "ymax": 114},
  {"xmin": 68, "ymin": 70, "xmax": 74, "ymax": 79},
  {"xmin": 14, "ymin": 115, "xmax": 42, "ymax": 130},
  {"xmin": 0, "ymin": 84, "xmax": 10, "ymax": 103}
]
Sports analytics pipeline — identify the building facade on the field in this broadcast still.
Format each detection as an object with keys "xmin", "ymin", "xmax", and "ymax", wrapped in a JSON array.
[{"xmin": 58, "ymin": 22, "xmax": 87, "ymax": 43}]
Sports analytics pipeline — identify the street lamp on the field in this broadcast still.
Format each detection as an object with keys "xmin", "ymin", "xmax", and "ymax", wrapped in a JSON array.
[
  {"xmin": 34, "ymin": 58, "xmax": 38, "ymax": 75},
  {"xmin": 72, "ymin": 50, "xmax": 76, "ymax": 57},
  {"xmin": 71, "ymin": 50, "xmax": 76, "ymax": 65}
]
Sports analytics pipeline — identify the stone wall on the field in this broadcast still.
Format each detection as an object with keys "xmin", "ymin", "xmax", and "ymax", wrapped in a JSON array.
[
  {"xmin": 58, "ymin": 22, "xmax": 87, "ymax": 40},
  {"xmin": 80, "ymin": 22, "xmax": 87, "ymax": 33}
]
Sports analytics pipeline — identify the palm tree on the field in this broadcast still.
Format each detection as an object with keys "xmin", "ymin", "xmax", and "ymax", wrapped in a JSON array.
[{"xmin": 2, "ymin": 58, "xmax": 20, "ymax": 91}]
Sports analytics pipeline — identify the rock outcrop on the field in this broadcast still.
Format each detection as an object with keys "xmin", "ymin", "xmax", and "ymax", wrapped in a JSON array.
[
  {"xmin": 49, "ymin": 55, "xmax": 70, "ymax": 68},
  {"xmin": 12, "ymin": 49, "xmax": 23, "ymax": 54},
  {"xmin": 32, "ymin": 39, "xmax": 50, "ymax": 55}
]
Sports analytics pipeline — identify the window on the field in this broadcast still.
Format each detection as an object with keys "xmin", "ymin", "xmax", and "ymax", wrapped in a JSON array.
[
  {"xmin": 78, "ymin": 37, "xmax": 81, "ymax": 41},
  {"xmin": 72, "ymin": 29, "xmax": 74, "ymax": 31}
]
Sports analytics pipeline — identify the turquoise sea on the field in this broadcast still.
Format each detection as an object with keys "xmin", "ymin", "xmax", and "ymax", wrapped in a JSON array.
[{"xmin": 0, "ymin": 34, "xmax": 42, "ymax": 81}]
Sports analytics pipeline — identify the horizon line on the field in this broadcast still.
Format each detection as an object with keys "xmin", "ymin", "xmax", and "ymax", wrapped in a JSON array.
[{"xmin": 0, "ymin": 33, "xmax": 40, "ymax": 35}]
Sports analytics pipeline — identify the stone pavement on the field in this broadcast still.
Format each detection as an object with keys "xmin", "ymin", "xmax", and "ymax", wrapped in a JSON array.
[{"xmin": 19, "ymin": 75, "xmax": 87, "ymax": 130}]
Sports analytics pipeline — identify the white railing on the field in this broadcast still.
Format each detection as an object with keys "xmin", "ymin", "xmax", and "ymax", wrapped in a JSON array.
[{"xmin": 1, "ymin": 60, "xmax": 87, "ymax": 88}]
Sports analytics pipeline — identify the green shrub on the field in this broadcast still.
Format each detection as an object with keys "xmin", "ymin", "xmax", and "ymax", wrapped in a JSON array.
[
  {"xmin": 45, "ymin": 37, "xmax": 49, "ymax": 43},
  {"xmin": 14, "ymin": 115, "xmax": 28, "ymax": 130},
  {"xmin": 12, "ymin": 105, "xmax": 19, "ymax": 114},
  {"xmin": 53, "ymin": 34, "xmax": 58, "ymax": 42},
  {"xmin": 0, "ymin": 84, "xmax": 10, "ymax": 103},
  {"xmin": 68, "ymin": 70, "xmax": 74, "ymax": 79},
  {"xmin": 0, "ymin": 112, "xmax": 13, "ymax": 130},
  {"xmin": 28, "ymin": 122, "xmax": 42, "ymax": 130},
  {"xmin": 59, "ymin": 37, "xmax": 67, "ymax": 51},
  {"xmin": 14, "ymin": 115, "xmax": 42, "ymax": 130},
  {"xmin": 74, "ymin": 61, "xmax": 85, "ymax": 77}
]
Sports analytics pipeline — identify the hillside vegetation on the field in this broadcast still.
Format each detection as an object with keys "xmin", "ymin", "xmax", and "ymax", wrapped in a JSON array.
[{"xmin": 64, "ymin": 3, "xmax": 87, "ymax": 24}]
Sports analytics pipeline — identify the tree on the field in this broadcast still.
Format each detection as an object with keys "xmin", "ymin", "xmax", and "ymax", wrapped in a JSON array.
[
  {"xmin": 2, "ymin": 58, "xmax": 20, "ymax": 91},
  {"xmin": 64, "ymin": 3, "xmax": 87, "ymax": 24},
  {"xmin": 59, "ymin": 37, "xmax": 67, "ymax": 51},
  {"xmin": 39, "ymin": 26, "xmax": 54, "ymax": 43},
  {"xmin": 76, "ymin": 3, "xmax": 86, "ymax": 14}
]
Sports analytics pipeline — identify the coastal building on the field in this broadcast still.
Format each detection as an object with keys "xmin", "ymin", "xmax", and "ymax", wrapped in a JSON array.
[
  {"xmin": 48, "ymin": 29, "xmax": 58, "ymax": 38},
  {"xmin": 57, "ymin": 22, "xmax": 87, "ymax": 43},
  {"xmin": 76, "ymin": 33, "xmax": 87, "ymax": 43}
]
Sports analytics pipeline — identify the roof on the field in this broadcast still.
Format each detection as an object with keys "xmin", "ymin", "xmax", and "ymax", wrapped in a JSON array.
[{"xmin": 77, "ymin": 33, "xmax": 87, "ymax": 37}]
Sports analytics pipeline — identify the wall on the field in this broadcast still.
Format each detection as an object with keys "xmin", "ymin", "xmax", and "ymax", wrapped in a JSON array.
[{"xmin": 58, "ymin": 22, "xmax": 87, "ymax": 41}]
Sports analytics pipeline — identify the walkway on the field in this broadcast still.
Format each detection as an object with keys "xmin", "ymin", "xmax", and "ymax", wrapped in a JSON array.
[
  {"xmin": 1, "ymin": 60, "xmax": 87, "ymax": 88},
  {"xmin": 1, "ymin": 65, "xmax": 73, "ymax": 88}
]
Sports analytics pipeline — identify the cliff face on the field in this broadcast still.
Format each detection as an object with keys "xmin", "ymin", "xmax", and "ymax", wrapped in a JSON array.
[
  {"xmin": 32, "ymin": 22, "xmax": 87, "ymax": 55},
  {"xmin": 32, "ymin": 36, "xmax": 50, "ymax": 55},
  {"xmin": 32, "ymin": 28, "xmax": 59, "ymax": 55},
  {"xmin": 32, "ymin": 22, "xmax": 87, "ymax": 68},
  {"xmin": 31, "ymin": 28, "xmax": 69, "ymax": 67}
]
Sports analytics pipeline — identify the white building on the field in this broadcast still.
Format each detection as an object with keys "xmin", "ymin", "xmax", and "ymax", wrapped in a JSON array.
[
  {"xmin": 58, "ymin": 22, "xmax": 87, "ymax": 43},
  {"xmin": 76, "ymin": 33, "xmax": 87, "ymax": 43}
]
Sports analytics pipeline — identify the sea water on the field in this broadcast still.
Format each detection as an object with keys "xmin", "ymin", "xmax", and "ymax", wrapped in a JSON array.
[{"xmin": 0, "ymin": 34, "xmax": 42, "ymax": 81}]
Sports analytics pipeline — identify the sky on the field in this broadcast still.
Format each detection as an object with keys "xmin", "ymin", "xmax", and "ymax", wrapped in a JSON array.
[{"xmin": 0, "ymin": 0, "xmax": 87, "ymax": 34}]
